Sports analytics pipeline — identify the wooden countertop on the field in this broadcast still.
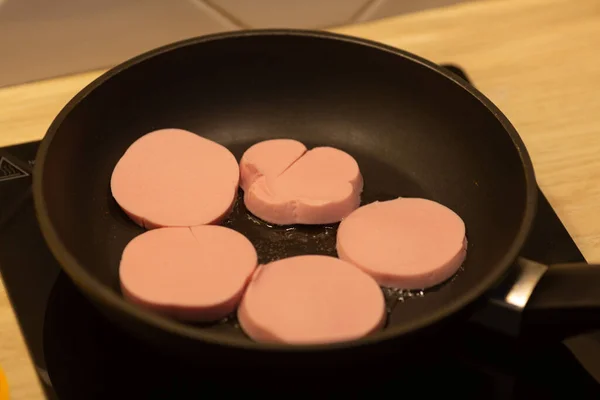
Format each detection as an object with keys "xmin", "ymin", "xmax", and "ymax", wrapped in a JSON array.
[{"xmin": 1, "ymin": 0, "xmax": 599, "ymax": 397}]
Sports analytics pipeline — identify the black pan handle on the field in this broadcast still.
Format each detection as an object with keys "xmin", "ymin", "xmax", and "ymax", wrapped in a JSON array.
[
  {"xmin": 468, "ymin": 258, "xmax": 600, "ymax": 343},
  {"xmin": 522, "ymin": 261, "xmax": 600, "ymax": 343}
]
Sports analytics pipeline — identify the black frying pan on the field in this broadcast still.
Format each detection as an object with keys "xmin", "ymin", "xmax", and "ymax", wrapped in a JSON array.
[{"xmin": 33, "ymin": 30, "xmax": 600, "ymax": 368}]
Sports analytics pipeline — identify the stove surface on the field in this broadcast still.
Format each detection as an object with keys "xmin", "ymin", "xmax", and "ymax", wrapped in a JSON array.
[{"xmin": 1, "ymin": 66, "xmax": 600, "ymax": 398}]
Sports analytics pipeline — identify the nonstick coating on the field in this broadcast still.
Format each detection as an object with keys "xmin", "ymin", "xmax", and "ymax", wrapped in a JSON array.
[{"xmin": 34, "ymin": 30, "xmax": 537, "ymax": 351}]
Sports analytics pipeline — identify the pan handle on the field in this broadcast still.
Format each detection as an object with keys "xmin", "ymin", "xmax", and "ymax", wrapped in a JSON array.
[
  {"xmin": 468, "ymin": 258, "xmax": 600, "ymax": 343},
  {"xmin": 522, "ymin": 261, "xmax": 600, "ymax": 343}
]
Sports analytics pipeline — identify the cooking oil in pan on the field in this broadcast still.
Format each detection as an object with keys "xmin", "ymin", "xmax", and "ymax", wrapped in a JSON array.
[
  {"xmin": 382, "ymin": 287, "xmax": 425, "ymax": 312},
  {"xmin": 222, "ymin": 189, "xmax": 339, "ymax": 265}
]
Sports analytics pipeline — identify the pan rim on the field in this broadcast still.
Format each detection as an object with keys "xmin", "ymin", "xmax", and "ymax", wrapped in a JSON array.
[{"xmin": 33, "ymin": 28, "xmax": 538, "ymax": 352}]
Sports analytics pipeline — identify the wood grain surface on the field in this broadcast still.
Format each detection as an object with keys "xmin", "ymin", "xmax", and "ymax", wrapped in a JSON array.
[{"xmin": 1, "ymin": 0, "xmax": 599, "ymax": 397}]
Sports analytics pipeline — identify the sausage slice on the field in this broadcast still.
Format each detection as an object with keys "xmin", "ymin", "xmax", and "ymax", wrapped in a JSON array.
[
  {"xmin": 240, "ymin": 140, "xmax": 363, "ymax": 225},
  {"xmin": 336, "ymin": 198, "xmax": 467, "ymax": 289},
  {"xmin": 111, "ymin": 128, "xmax": 239, "ymax": 229},
  {"xmin": 238, "ymin": 255, "xmax": 385, "ymax": 345},
  {"xmin": 239, "ymin": 138, "xmax": 307, "ymax": 191},
  {"xmin": 120, "ymin": 226, "xmax": 257, "ymax": 322}
]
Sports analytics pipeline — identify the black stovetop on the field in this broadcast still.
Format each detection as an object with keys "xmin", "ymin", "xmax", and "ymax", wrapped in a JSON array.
[{"xmin": 2, "ymin": 67, "xmax": 600, "ymax": 398}]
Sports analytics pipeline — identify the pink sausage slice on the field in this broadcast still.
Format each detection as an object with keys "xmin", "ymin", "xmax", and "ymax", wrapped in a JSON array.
[
  {"xmin": 120, "ymin": 225, "xmax": 257, "ymax": 322},
  {"xmin": 241, "ymin": 140, "xmax": 363, "ymax": 225},
  {"xmin": 238, "ymin": 255, "xmax": 385, "ymax": 345},
  {"xmin": 239, "ymin": 139, "xmax": 307, "ymax": 191},
  {"xmin": 111, "ymin": 128, "xmax": 239, "ymax": 229},
  {"xmin": 336, "ymin": 198, "xmax": 467, "ymax": 289}
]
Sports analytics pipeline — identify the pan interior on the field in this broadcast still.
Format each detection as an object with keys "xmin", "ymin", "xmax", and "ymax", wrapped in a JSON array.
[{"xmin": 39, "ymin": 33, "xmax": 530, "ymax": 344}]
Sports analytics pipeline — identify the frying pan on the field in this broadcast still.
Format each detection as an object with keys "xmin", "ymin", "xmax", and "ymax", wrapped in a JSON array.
[{"xmin": 32, "ymin": 30, "xmax": 600, "ymax": 368}]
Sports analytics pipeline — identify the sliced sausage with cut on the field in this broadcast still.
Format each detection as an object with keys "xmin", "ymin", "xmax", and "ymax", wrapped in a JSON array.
[
  {"xmin": 337, "ymin": 198, "xmax": 467, "ymax": 289},
  {"xmin": 239, "ymin": 138, "xmax": 307, "ymax": 191},
  {"xmin": 111, "ymin": 128, "xmax": 239, "ymax": 229},
  {"xmin": 238, "ymin": 255, "xmax": 385, "ymax": 345},
  {"xmin": 240, "ymin": 139, "xmax": 363, "ymax": 225},
  {"xmin": 119, "ymin": 225, "xmax": 257, "ymax": 322}
]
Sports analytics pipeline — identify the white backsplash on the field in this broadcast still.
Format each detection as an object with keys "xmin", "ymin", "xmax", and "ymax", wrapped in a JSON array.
[
  {"xmin": 0, "ymin": 0, "xmax": 467, "ymax": 87},
  {"xmin": 205, "ymin": 0, "xmax": 369, "ymax": 29}
]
